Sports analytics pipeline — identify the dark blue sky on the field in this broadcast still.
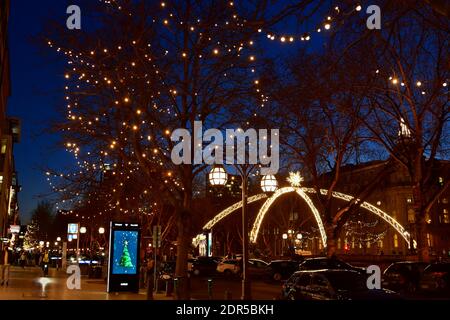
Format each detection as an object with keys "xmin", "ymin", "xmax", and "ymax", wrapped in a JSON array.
[{"xmin": 8, "ymin": 0, "xmax": 73, "ymax": 223}]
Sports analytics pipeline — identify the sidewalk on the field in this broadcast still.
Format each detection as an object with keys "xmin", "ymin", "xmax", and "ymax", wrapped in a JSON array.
[{"xmin": 0, "ymin": 266, "xmax": 174, "ymax": 300}]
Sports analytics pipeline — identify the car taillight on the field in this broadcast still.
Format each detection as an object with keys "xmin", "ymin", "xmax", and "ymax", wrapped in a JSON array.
[{"xmin": 432, "ymin": 272, "xmax": 446, "ymax": 278}]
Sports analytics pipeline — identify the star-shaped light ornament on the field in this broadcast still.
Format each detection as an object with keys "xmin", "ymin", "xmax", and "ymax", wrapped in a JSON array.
[{"xmin": 287, "ymin": 172, "xmax": 304, "ymax": 187}]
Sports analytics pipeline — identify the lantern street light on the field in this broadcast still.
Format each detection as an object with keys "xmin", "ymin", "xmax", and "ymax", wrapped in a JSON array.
[
  {"xmin": 79, "ymin": 227, "xmax": 87, "ymax": 256},
  {"xmin": 297, "ymin": 233, "xmax": 303, "ymax": 240},
  {"xmin": 209, "ymin": 166, "xmax": 278, "ymax": 300},
  {"xmin": 208, "ymin": 166, "xmax": 228, "ymax": 186},
  {"xmin": 57, "ymin": 237, "xmax": 61, "ymax": 242},
  {"xmin": 282, "ymin": 233, "xmax": 288, "ymax": 256},
  {"xmin": 209, "ymin": 164, "xmax": 252, "ymax": 299},
  {"xmin": 98, "ymin": 227, "xmax": 105, "ymax": 234},
  {"xmin": 260, "ymin": 175, "xmax": 278, "ymax": 193}
]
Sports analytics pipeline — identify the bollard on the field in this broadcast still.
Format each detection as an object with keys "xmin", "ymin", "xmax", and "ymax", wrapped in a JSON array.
[
  {"xmin": 166, "ymin": 279, "xmax": 173, "ymax": 297},
  {"xmin": 146, "ymin": 274, "xmax": 154, "ymax": 300},
  {"xmin": 224, "ymin": 290, "xmax": 232, "ymax": 300},
  {"xmin": 173, "ymin": 277, "xmax": 179, "ymax": 297},
  {"xmin": 207, "ymin": 279, "xmax": 213, "ymax": 300}
]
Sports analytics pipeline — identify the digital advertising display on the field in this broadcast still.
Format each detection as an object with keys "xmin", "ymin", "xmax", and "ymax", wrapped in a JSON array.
[
  {"xmin": 111, "ymin": 230, "xmax": 139, "ymax": 275},
  {"xmin": 107, "ymin": 222, "xmax": 140, "ymax": 293}
]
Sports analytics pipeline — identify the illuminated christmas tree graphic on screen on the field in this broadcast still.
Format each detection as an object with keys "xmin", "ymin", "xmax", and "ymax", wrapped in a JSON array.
[{"xmin": 119, "ymin": 240, "xmax": 134, "ymax": 268}]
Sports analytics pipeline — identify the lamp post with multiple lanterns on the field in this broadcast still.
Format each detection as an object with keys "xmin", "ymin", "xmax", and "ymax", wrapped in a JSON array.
[{"xmin": 209, "ymin": 165, "xmax": 277, "ymax": 300}]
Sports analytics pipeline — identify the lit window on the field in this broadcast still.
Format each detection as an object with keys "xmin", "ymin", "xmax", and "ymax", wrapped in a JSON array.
[
  {"xmin": 439, "ymin": 177, "xmax": 444, "ymax": 186},
  {"xmin": 408, "ymin": 209, "xmax": 415, "ymax": 223},
  {"xmin": 442, "ymin": 198, "xmax": 448, "ymax": 204},
  {"xmin": 427, "ymin": 233, "xmax": 433, "ymax": 247},
  {"xmin": 378, "ymin": 239, "xmax": 383, "ymax": 248},
  {"xmin": 426, "ymin": 213, "xmax": 432, "ymax": 224},
  {"xmin": 337, "ymin": 238, "xmax": 341, "ymax": 249},
  {"xmin": 1, "ymin": 140, "xmax": 6, "ymax": 154},
  {"xmin": 394, "ymin": 234, "xmax": 399, "ymax": 248},
  {"xmin": 443, "ymin": 209, "xmax": 450, "ymax": 224},
  {"xmin": 407, "ymin": 198, "xmax": 412, "ymax": 203}
]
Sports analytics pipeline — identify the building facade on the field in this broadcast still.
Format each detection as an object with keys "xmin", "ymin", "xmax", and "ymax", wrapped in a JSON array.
[
  {"xmin": 328, "ymin": 160, "xmax": 450, "ymax": 259},
  {"xmin": 0, "ymin": 0, "xmax": 21, "ymax": 237}
]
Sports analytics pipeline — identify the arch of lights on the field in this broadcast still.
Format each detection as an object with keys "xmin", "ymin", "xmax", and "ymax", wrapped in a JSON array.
[
  {"xmin": 250, "ymin": 187, "xmax": 327, "ymax": 246},
  {"xmin": 202, "ymin": 193, "xmax": 268, "ymax": 230},
  {"xmin": 202, "ymin": 188, "xmax": 414, "ymax": 248}
]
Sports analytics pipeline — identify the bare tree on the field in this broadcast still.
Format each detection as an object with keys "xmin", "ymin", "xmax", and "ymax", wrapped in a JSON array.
[
  {"xmin": 353, "ymin": 13, "xmax": 449, "ymax": 262},
  {"xmin": 43, "ymin": 0, "xmax": 318, "ymax": 298}
]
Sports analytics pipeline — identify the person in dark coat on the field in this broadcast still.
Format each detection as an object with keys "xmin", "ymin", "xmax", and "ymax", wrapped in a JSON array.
[{"xmin": 0, "ymin": 246, "xmax": 13, "ymax": 286}]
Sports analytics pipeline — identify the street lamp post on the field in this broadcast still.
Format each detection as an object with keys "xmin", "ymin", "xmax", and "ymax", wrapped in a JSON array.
[
  {"xmin": 282, "ymin": 233, "xmax": 288, "ymax": 256},
  {"xmin": 80, "ymin": 226, "xmax": 87, "ymax": 259},
  {"xmin": 209, "ymin": 166, "xmax": 277, "ymax": 300}
]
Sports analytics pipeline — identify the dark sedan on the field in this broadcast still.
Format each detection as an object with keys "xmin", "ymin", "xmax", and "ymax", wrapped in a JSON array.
[
  {"xmin": 419, "ymin": 263, "xmax": 450, "ymax": 297},
  {"xmin": 266, "ymin": 260, "xmax": 300, "ymax": 281},
  {"xmin": 191, "ymin": 256, "xmax": 221, "ymax": 276},
  {"xmin": 382, "ymin": 261, "xmax": 429, "ymax": 294},
  {"xmin": 298, "ymin": 257, "xmax": 365, "ymax": 274},
  {"xmin": 282, "ymin": 269, "xmax": 400, "ymax": 300}
]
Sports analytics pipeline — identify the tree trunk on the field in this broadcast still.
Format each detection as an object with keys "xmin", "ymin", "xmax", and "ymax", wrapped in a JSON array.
[
  {"xmin": 174, "ymin": 208, "xmax": 192, "ymax": 300},
  {"xmin": 415, "ymin": 213, "xmax": 430, "ymax": 262},
  {"xmin": 326, "ymin": 227, "xmax": 337, "ymax": 258},
  {"xmin": 412, "ymin": 182, "xmax": 430, "ymax": 263},
  {"xmin": 174, "ymin": 186, "xmax": 193, "ymax": 300}
]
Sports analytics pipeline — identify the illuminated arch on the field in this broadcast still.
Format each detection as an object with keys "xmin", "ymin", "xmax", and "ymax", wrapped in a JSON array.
[
  {"xmin": 301, "ymin": 188, "xmax": 415, "ymax": 248},
  {"xmin": 250, "ymin": 187, "xmax": 327, "ymax": 246},
  {"xmin": 202, "ymin": 193, "xmax": 268, "ymax": 230},
  {"xmin": 202, "ymin": 188, "xmax": 414, "ymax": 248}
]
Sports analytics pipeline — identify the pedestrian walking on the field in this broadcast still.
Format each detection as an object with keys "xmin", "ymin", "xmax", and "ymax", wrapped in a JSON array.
[
  {"xmin": 41, "ymin": 250, "xmax": 50, "ymax": 276},
  {"xmin": 20, "ymin": 250, "xmax": 27, "ymax": 268},
  {"xmin": 146, "ymin": 255, "xmax": 155, "ymax": 300},
  {"xmin": 0, "ymin": 246, "xmax": 12, "ymax": 286}
]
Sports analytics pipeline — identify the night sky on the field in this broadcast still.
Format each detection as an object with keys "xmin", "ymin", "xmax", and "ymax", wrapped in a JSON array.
[
  {"xmin": 7, "ymin": 0, "xmax": 325, "ymax": 224},
  {"xmin": 8, "ymin": 1, "xmax": 73, "ymax": 223}
]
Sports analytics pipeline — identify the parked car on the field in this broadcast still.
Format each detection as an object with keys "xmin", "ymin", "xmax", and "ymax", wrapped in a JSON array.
[
  {"xmin": 191, "ymin": 257, "xmax": 221, "ymax": 276},
  {"xmin": 281, "ymin": 270, "xmax": 400, "ymax": 300},
  {"xmin": 382, "ymin": 261, "xmax": 429, "ymax": 293},
  {"xmin": 217, "ymin": 259, "xmax": 240, "ymax": 276},
  {"xmin": 266, "ymin": 260, "xmax": 300, "ymax": 281},
  {"xmin": 247, "ymin": 259, "xmax": 269, "ymax": 278},
  {"xmin": 419, "ymin": 263, "xmax": 450, "ymax": 296},
  {"xmin": 298, "ymin": 257, "xmax": 365, "ymax": 274}
]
